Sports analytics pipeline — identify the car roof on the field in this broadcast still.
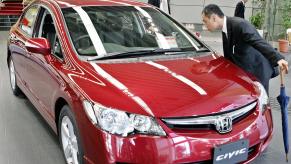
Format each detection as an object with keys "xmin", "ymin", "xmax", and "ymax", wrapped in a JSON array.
[{"xmin": 52, "ymin": 0, "xmax": 152, "ymax": 8}]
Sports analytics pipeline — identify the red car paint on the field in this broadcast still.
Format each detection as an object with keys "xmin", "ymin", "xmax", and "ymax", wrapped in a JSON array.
[{"xmin": 7, "ymin": 0, "xmax": 273, "ymax": 163}]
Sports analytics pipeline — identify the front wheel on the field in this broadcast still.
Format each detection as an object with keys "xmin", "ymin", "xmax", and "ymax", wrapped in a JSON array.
[
  {"xmin": 58, "ymin": 105, "xmax": 84, "ymax": 164},
  {"xmin": 9, "ymin": 57, "xmax": 22, "ymax": 96}
]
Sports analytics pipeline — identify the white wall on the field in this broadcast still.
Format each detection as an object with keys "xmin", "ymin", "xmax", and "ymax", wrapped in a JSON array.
[{"xmin": 170, "ymin": 0, "xmax": 253, "ymax": 24}]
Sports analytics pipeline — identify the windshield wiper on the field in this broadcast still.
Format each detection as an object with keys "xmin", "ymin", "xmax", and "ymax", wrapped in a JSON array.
[{"xmin": 87, "ymin": 48, "xmax": 184, "ymax": 61}]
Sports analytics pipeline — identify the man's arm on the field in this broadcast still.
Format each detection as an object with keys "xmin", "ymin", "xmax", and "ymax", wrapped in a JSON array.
[{"xmin": 239, "ymin": 21, "xmax": 288, "ymax": 72}]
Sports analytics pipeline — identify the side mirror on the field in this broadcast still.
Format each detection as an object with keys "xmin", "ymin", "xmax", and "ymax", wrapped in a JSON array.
[{"xmin": 25, "ymin": 38, "xmax": 51, "ymax": 54}]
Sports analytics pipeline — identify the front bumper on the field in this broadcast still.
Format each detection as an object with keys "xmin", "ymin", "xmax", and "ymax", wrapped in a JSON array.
[{"xmin": 82, "ymin": 105, "xmax": 273, "ymax": 164}]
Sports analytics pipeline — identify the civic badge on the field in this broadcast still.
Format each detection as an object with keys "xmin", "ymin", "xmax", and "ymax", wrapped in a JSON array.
[{"xmin": 215, "ymin": 116, "xmax": 233, "ymax": 134}]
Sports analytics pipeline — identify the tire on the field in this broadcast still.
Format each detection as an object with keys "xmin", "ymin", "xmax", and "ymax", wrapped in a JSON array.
[
  {"xmin": 9, "ymin": 57, "xmax": 22, "ymax": 96},
  {"xmin": 58, "ymin": 105, "xmax": 84, "ymax": 164}
]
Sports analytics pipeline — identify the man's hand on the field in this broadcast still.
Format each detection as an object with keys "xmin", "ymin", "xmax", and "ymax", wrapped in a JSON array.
[{"xmin": 277, "ymin": 59, "xmax": 289, "ymax": 74}]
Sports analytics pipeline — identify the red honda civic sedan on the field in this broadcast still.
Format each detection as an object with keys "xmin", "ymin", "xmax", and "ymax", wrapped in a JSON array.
[{"xmin": 7, "ymin": 0, "xmax": 273, "ymax": 163}]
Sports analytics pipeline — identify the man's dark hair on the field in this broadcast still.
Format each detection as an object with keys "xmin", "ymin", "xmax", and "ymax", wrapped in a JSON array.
[{"xmin": 202, "ymin": 4, "xmax": 224, "ymax": 18}]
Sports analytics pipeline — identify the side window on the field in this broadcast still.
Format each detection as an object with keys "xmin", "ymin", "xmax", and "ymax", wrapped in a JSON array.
[
  {"xmin": 37, "ymin": 9, "xmax": 63, "ymax": 59},
  {"xmin": 20, "ymin": 6, "xmax": 39, "ymax": 36}
]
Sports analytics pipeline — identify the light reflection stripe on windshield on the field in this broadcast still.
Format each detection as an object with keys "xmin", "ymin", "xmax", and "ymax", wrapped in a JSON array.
[
  {"xmin": 173, "ymin": 23, "xmax": 199, "ymax": 50},
  {"xmin": 134, "ymin": 6, "xmax": 170, "ymax": 49},
  {"xmin": 90, "ymin": 63, "xmax": 155, "ymax": 116},
  {"xmin": 146, "ymin": 61, "xmax": 207, "ymax": 95},
  {"xmin": 73, "ymin": 7, "xmax": 107, "ymax": 57}
]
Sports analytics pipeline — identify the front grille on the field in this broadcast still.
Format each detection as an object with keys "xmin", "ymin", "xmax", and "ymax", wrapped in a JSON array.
[
  {"xmin": 162, "ymin": 101, "xmax": 257, "ymax": 132},
  {"xmin": 166, "ymin": 123, "xmax": 216, "ymax": 130}
]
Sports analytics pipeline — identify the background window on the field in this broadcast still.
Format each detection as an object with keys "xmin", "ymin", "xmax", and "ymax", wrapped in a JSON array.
[{"xmin": 20, "ymin": 6, "xmax": 39, "ymax": 36}]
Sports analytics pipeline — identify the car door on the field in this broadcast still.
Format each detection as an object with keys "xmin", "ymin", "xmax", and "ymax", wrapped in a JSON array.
[
  {"xmin": 25, "ymin": 7, "xmax": 64, "ymax": 116},
  {"xmin": 9, "ymin": 5, "xmax": 39, "ymax": 89}
]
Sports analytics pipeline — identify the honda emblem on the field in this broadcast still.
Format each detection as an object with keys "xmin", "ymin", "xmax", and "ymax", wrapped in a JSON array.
[{"xmin": 215, "ymin": 116, "xmax": 233, "ymax": 134}]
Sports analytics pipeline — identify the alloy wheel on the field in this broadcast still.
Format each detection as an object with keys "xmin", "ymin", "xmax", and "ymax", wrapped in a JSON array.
[
  {"xmin": 9, "ymin": 59, "xmax": 16, "ymax": 90},
  {"xmin": 61, "ymin": 116, "xmax": 79, "ymax": 164}
]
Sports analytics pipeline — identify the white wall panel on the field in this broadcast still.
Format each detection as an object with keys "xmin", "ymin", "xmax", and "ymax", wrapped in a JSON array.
[
  {"xmin": 170, "ymin": 0, "xmax": 253, "ymax": 24},
  {"xmin": 204, "ymin": 0, "xmax": 238, "ymax": 7},
  {"xmin": 171, "ymin": 6, "xmax": 203, "ymax": 23},
  {"xmin": 171, "ymin": 0, "xmax": 204, "ymax": 6}
]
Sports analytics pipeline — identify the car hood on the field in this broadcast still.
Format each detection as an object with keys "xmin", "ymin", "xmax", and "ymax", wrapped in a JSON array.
[{"xmin": 82, "ymin": 55, "xmax": 258, "ymax": 118}]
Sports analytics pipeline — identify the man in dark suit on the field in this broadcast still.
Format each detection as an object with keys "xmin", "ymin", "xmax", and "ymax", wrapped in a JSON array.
[
  {"xmin": 148, "ymin": 0, "xmax": 170, "ymax": 14},
  {"xmin": 234, "ymin": 0, "xmax": 248, "ymax": 18},
  {"xmin": 148, "ymin": 0, "xmax": 160, "ymax": 8},
  {"xmin": 201, "ymin": 4, "xmax": 288, "ymax": 92}
]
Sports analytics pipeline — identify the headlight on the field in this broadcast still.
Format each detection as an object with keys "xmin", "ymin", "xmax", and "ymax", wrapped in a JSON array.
[
  {"xmin": 254, "ymin": 82, "xmax": 268, "ymax": 112},
  {"xmin": 82, "ymin": 100, "xmax": 166, "ymax": 137}
]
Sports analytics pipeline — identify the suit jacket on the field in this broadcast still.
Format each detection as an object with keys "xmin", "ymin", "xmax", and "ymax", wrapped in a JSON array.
[
  {"xmin": 222, "ymin": 17, "xmax": 284, "ymax": 89},
  {"xmin": 234, "ymin": 1, "xmax": 245, "ymax": 19},
  {"xmin": 148, "ymin": 0, "xmax": 160, "ymax": 7}
]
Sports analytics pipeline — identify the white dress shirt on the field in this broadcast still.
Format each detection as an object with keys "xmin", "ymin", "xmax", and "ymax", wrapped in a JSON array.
[{"xmin": 222, "ymin": 16, "xmax": 228, "ymax": 37}]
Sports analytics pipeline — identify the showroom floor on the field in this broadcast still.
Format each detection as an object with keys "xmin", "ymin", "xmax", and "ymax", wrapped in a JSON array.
[{"xmin": 0, "ymin": 31, "xmax": 290, "ymax": 164}]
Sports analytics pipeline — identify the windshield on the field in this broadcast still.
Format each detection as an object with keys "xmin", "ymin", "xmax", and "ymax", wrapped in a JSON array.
[{"xmin": 62, "ymin": 6, "xmax": 205, "ymax": 59}]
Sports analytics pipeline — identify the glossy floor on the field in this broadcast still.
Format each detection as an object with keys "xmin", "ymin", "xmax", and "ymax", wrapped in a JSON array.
[{"xmin": 0, "ymin": 31, "xmax": 290, "ymax": 164}]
